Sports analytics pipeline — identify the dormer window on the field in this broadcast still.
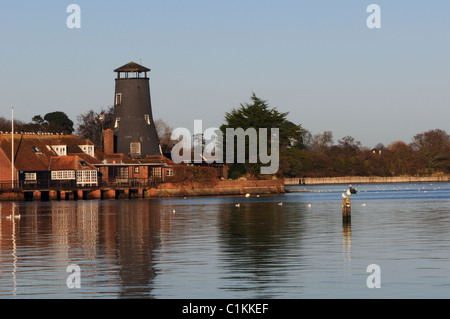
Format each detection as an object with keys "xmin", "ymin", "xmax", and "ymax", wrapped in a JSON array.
[
  {"xmin": 80, "ymin": 145, "xmax": 94, "ymax": 157},
  {"xmin": 51, "ymin": 145, "xmax": 67, "ymax": 156}
]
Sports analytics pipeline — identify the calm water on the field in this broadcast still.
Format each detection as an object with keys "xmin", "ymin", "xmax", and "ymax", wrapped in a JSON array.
[{"xmin": 1, "ymin": 182, "xmax": 450, "ymax": 299}]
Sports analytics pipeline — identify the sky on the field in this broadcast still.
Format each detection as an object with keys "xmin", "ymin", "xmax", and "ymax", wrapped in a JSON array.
[{"xmin": 1, "ymin": 1, "xmax": 450, "ymax": 148}]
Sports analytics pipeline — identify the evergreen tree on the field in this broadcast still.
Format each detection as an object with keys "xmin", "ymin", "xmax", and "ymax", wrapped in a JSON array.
[{"xmin": 220, "ymin": 93, "xmax": 303, "ymax": 178}]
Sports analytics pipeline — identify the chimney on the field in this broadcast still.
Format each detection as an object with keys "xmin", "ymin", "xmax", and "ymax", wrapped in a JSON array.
[{"xmin": 104, "ymin": 129, "xmax": 114, "ymax": 154}]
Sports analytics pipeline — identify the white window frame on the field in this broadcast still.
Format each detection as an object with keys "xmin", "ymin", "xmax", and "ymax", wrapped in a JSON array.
[
  {"xmin": 115, "ymin": 93, "xmax": 122, "ymax": 105},
  {"xmin": 81, "ymin": 145, "xmax": 95, "ymax": 157},
  {"xmin": 76, "ymin": 170, "xmax": 98, "ymax": 185},
  {"xmin": 51, "ymin": 145, "xmax": 67, "ymax": 156},
  {"xmin": 152, "ymin": 167, "xmax": 162, "ymax": 178},
  {"xmin": 51, "ymin": 170, "xmax": 76, "ymax": 180},
  {"xmin": 114, "ymin": 118, "xmax": 121, "ymax": 128},
  {"xmin": 24, "ymin": 172, "xmax": 37, "ymax": 181}
]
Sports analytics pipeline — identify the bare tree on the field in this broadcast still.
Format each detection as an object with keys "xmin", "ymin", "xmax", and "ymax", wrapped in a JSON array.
[
  {"xmin": 410, "ymin": 129, "xmax": 450, "ymax": 173},
  {"xmin": 76, "ymin": 106, "xmax": 114, "ymax": 150},
  {"xmin": 154, "ymin": 118, "xmax": 176, "ymax": 154},
  {"xmin": 310, "ymin": 131, "xmax": 334, "ymax": 153},
  {"xmin": 338, "ymin": 135, "xmax": 362, "ymax": 152}
]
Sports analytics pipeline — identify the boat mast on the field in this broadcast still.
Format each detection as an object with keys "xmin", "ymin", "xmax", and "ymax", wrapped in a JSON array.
[{"xmin": 11, "ymin": 107, "xmax": 14, "ymax": 189}]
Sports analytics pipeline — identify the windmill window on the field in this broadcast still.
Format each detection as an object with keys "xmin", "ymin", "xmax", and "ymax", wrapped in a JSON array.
[
  {"xmin": 130, "ymin": 142, "xmax": 141, "ymax": 156},
  {"xmin": 115, "ymin": 93, "xmax": 122, "ymax": 105},
  {"xmin": 144, "ymin": 114, "xmax": 151, "ymax": 125},
  {"xmin": 114, "ymin": 118, "xmax": 121, "ymax": 128}
]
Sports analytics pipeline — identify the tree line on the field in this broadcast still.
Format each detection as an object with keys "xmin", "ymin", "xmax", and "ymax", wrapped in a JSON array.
[
  {"xmin": 0, "ymin": 111, "xmax": 75, "ymax": 135},
  {"xmin": 219, "ymin": 94, "xmax": 450, "ymax": 179},
  {"xmin": 2, "ymin": 96, "xmax": 450, "ymax": 179},
  {"xmin": 292, "ymin": 129, "xmax": 450, "ymax": 178}
]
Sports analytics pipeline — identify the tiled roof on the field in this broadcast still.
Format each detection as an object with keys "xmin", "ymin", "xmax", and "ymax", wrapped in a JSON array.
[
  {"xmin": 137, "ymin": 155, "xmax": 176, "ymax": 165},
  {"xmin": 49, "ymin": 155, "xmax": 97, "ymax": 171},
  {"xmin": 1, "ymin": 134, "xmax": 53, "ymax": 171},
  {"xmin": 0, "ymin": 133, "xmax": 175, "ymax": 172},
  {"xmin": 73, "ymin": 152, "xmax": 103, "ymax": 165},
  {"xmin": 0, "ymin": 133, "xmax": 98, "ymax": 171}
]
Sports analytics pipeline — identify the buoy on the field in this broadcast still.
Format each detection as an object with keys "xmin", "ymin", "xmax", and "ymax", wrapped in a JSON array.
[
  {"xmin": 235, "ymin": 203, "xmax": 240, "ymax": 207},
  {"xmin": 245, "ymin": 193, "xmax": 250, "ymax": 198}
]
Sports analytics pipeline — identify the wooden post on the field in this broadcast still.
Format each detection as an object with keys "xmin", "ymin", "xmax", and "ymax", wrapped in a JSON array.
[{"xmin": 342, "ymin": 197, "xmax": 351, "ymax": 223}]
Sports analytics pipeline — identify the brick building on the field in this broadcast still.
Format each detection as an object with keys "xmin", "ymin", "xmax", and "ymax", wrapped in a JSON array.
[
  {"xmin": 0, "ymin": 133, "xmax": 100, "ymax": 189},
  {"xmin": 0, "ymin": 132, "xmax": 177, "ymax": 190}
]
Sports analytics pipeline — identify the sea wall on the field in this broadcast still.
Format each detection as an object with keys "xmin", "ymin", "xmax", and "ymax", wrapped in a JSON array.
[
  {"xmin": 147, "ymin": 179, "xmax": 285, "ymax": 197},
  {"xmin": 285, "ymin": 175, "xmax": 450, "ymax": 186},
  {"xmin": 0, "ymin": 180, "xmax": 285, "ymax": 201}
]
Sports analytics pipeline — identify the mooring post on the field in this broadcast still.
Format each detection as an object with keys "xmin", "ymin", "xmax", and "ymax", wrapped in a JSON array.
[{"xmin": 342, "ymin": 197, "xmax": 351, "ymax": 223}]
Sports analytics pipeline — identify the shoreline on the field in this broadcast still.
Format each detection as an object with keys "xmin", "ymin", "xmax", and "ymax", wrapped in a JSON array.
[
  {"xmin": 284, "ymin": 175, "xmax": 450, "ymax": 186},
  {"xmin": 2, "ymin": 176, "xmax": 450, "ymax": 201},
  {"xmin": 0, "ymin": 179, "xmax": 285, "ymax": 202}
]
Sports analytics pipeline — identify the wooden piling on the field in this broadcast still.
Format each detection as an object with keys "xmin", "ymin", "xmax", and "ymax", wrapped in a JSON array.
[{"xmin": 342, "ymin": 197, "xmax": 351, "ymax": 223}]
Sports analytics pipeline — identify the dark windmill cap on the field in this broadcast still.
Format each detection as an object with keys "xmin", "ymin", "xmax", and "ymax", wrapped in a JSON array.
[{"xmin": 114, "ymin": 61, "xmax": 150, "ymax": 73}]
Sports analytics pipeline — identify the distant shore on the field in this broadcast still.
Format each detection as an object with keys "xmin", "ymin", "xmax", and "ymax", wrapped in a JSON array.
[{"xmin": 284, "ymin": 175, "xmax": 450, "ymax": 186}]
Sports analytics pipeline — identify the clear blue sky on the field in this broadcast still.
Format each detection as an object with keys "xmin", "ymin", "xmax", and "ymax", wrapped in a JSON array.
[{"xmin": 1, "ymin": 1, "xmax": 450, "ymax": 148}]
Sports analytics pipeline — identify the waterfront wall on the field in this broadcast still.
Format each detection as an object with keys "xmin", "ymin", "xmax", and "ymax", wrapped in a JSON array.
[
  {"xmin": 285, "ymin": 175, "xmax": 450, "ymax": 186},
  {"xmin": 146, "ymin": 179, "xmax": 285, "ymax": 197},
  {"xmin": 0, "ymin": 180, "xmax": 285, "ymax": 201}
]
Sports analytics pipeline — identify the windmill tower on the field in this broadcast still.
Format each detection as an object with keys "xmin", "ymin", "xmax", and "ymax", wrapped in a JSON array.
[{"xmin": 113, "ymin": 61, "xmax": 161, "ymax": 158}]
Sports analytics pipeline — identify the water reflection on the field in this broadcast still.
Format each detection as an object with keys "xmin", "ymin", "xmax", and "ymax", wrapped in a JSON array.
[
  {"xmin": 0, "ymin": 200, "xmax": 166, "ymax": 298},
  {"xmin": 217, "ymin": 202, "xmax": 305, "ymax": 298},
  {"xmin": 111, "ymin": 201, "xmax": 161, "ymax": 298},
  {"xmin": 342, "ymin": 222, "xmax": 351, "ymax": 263},
  {"xmin": 1, "ymin": 183, "xmax": 450, "ymax": 298}
]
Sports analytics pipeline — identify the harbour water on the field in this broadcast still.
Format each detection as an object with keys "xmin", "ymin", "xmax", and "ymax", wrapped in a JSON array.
[{"xmin": 1, "ymin": 182, "xmax": 449, "ymax": 299}]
